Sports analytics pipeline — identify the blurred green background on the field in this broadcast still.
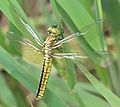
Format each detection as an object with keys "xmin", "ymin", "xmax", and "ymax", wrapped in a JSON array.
[{"xmin": 0, "ymin": 0, "xmax": 120, "ymax": 107}]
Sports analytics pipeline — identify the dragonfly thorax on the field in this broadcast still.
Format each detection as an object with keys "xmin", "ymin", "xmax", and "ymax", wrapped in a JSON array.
[
  {"xmin": 42, "ymin": 36, "xmax": 56, "ymax": 55},
  {"xmin": 44, "ymin": 36, "xmax": 57, "ymax": 46}
]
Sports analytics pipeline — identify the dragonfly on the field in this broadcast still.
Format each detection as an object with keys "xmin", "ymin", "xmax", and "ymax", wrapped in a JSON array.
[
  {"xmin": 20, "ymin": 22, "xmax": 88, "ymax": 100},
  {"xmin": 15, "ymin": 17, "xmax": 112, "ymax": 101}
]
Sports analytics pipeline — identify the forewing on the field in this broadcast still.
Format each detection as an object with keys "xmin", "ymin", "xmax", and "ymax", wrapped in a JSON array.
[{"xmin": 52, "ymin": 51, "xmax": 113, "ymax": 68}]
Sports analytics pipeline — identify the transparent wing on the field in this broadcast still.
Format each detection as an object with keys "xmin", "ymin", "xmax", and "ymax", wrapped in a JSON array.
[
  {"xmin": 5, "ymin": 31, "xmax": 43, "ymax": 62},
  {"xmin": 19, "ymin": 18, "xmax": 44, "ymax": 47},
  {"xmin": 6, "ymin": 31, "xmax": 42, "ymax": 51},
  {"xmin": 52, "ymin": 52, "xmax": 88, "ymax": 59},
  {"xmin": 19, "ymin": 39, "xmax": 42, "ymax": 52},
  {"xmin": 52, "ymin": 51, "xmax": 113, "ymax": 68}
]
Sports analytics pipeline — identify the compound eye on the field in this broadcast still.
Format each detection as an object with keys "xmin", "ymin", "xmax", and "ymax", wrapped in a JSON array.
[{"xmin": 49, "ymin": 32, "xmax": 52, "ymax": 34}]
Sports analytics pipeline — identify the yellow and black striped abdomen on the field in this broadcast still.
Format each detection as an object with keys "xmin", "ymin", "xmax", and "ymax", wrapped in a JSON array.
[{"xmin": 36, "ymin": 57, "xmax": 52, "ymax": 100}]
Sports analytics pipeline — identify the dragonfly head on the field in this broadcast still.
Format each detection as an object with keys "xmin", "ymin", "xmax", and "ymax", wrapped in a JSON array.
[{"xmin": 47, "ymin": 25, "xmax": 61, "ymax": 37}]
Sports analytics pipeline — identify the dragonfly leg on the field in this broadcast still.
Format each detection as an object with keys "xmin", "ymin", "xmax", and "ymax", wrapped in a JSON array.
[{"xmin": 51, "ymin": 44, "xmax": 62, "ymax": 49}]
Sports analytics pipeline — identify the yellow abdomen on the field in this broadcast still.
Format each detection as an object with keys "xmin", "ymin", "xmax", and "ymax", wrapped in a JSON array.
[{"xmin": 36, "ymin": 57, "xmax": 52, "ymax": 100}]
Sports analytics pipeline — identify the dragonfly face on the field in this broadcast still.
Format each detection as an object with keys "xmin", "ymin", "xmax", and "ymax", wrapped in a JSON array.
[{"xmin": 47, "ymin": 25, "xmax": 61, "ymax": 37}]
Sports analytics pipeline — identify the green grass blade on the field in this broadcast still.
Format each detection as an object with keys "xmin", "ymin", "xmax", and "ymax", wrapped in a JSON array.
[
  {"xmin": 48, "ymin": 77, "xmax": 111, "ymax": 107},
  {"xmin": 0, "ymin": 74, "xmax": 17, "ymax": 107},
  {"xmin": 75, "ymin": 61, "xmax": 120, "ymax": 107},
  {"xmin": 73, "ymin": 92, "xmax": 86, "ymax": 107},
  {"xmin": 0, "ymin": 29, "xmax": 7, "ymax": 49},
  {"xmin": 102, "ymin": 0, "xmax": 120, "ymax": 32},
  {"xmin": 38, "ymin": 0, "xmax": 54, "ymax": 26},
  {"xmin": 39, "ymin": 101, "xmax": 48, "ymax": 107},
  {"xmin": 75, "ymin": 82, "xmax": 98, "ymax": 94},
  {"xmin": 102, "ymin": 0, "xmax": 120, "ymax": 94},
  {"xmin": 78, "ymin": 0, "xmax": 93, "ymax": 16},
  {"xmin": 50, "ymin": 0, "xmax": 62, "ymax": 27},
  {"xmin": 43, "ymin": 89, "xmax": 68, "ymax": 107},
  {"xmin": 0, "ymin": 46, "xmax": 38, "ymax": 93},
  {"xmin": 0, "ymin": 0, "xmax": 27, "ymax": 26},
  {"xmin": 77, "ymin": 90, "xmax": 111, "ymax": 107},
  {"xmin": 65, "ymin": 58, "xmax": 77, "ymax": 89},
  {"xmin": 94, "ymin": 0, "xmax": 107, "ymax": 51}
]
